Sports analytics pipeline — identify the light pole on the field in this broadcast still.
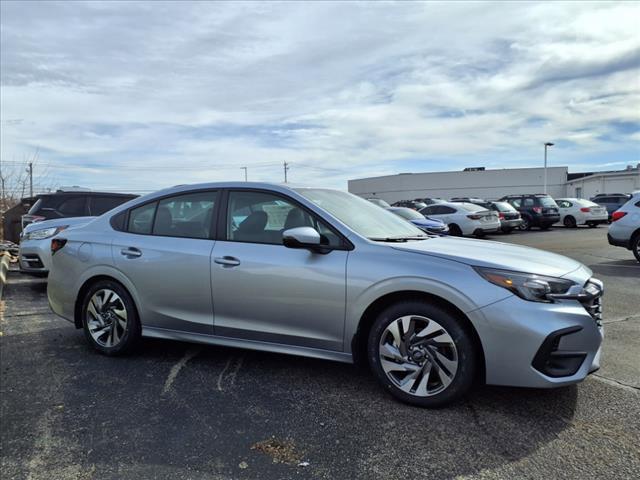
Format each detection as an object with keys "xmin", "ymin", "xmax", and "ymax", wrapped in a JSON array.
[
  {"xmin": 241, "ymin": 166, "xmax": 248, "ymax": 181},
  {"xmin": 543, "ymin": 142, "xmax": 554, "ymax": 194}
]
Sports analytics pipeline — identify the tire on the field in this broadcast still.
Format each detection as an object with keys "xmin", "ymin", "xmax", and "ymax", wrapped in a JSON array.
[
  {"xmin": 518, "ymin": 217, "xmax": 531, "ymax": 231},
  {"xmin": 449, "ymin": 224, "xmax": 462, "ymax": 237},
  {"xmin": 367, "ymin": 300, "xmax": 477, "ymax": 408},
  {"xmin": 563, "ymin": 216, "xmax": 577, "ymax": 228},
  {"xmin": 80, "ymin": 280, "xmax": 141, "ymax": 356},
  {"xmin": 632, "ymin": 233, "xmax": 640, "ymax": 263}
]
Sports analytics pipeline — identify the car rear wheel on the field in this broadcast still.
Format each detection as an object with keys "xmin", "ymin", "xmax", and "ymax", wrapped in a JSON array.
[
  {"xmin": 81, "ymin": 280, "xmax": 140, "ymax": 355},
  {"xmin": 368, "ymin": 301, "xmax": 477, "ymax": 407},
  {"xmin": 563, "ymin": 216, "xmax": 577, "ymax": 228}
]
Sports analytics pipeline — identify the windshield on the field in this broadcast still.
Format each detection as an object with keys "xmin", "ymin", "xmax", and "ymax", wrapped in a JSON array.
[
  {"xmin": 391, "ymin": 208, "xmax": 424, "ymax": 220},
  {"xmin": 297, "ymin": 189, "xmax": 425, "ymax": 239}
]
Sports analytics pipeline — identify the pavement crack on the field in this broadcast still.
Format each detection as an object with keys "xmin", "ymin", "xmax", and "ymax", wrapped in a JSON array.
[
  {"xmin": 601, "ymin": 315, "xmax": 640, "ymax": 325},
  {"xmin": 217, "ymin": 355, "xmax": 244, "ymax": 391},
  {"xmin": 592, "ymin": 374, "xmax": 639, "ymax": 393},
  {"xmin": 161, "ymin": 346, "xmax": 202, "ymax": 395}
]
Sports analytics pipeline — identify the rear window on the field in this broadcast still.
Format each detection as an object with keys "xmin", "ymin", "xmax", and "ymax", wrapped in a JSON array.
[
  {"xmin": 538, "ymin": 197, "xmax": 558, "ymax": 207},
  {"xmin": 90, "ymin": 195, "xmax": 134, "ymax": 215},
  {"xmin": 491, "ymin": 202, "xmax": 516, "ymax": 212},
  {"xmin": 577, "ymin": 200, "xmax": 598, "ymax": 208},
  {"xmin": 458, "ymin": 203, "xmax": 485, "ymax": 212}
]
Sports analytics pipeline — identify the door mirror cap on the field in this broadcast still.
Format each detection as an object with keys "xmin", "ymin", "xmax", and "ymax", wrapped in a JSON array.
[{"xmin": 282, "ymin": 227, "xmax": 323, "ymax": 251}]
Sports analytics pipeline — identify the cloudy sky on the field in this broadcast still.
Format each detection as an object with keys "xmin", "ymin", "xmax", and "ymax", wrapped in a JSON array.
[{"xmin": 1, "ymin": 0, "xmax": 639, "ymax": 194}]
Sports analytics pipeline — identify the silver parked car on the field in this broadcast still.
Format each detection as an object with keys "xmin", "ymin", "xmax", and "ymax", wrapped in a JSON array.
[
  {"xmin": 607, "ymin": 191, "xmax": 640, "ymax": 262},
  {"xmin": 48, "ymin": 183, "xmax": 604, "ymax": 407},
  {"xmin": 19, "ymin": 216, "xmax": 95, "ymax": 276}
]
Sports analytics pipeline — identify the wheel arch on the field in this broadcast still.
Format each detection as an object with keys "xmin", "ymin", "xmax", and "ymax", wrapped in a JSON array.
[
  {"xmin": 350, "ymin": 290, "xmax": 486, "ymax": 384},
  {"xmin": 74, "ymin": 275, "xmax": 140, "ymax": 329}
]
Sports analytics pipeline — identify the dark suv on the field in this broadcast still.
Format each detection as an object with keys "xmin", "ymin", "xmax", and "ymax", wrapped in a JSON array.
[
  {"xmin": 498, "ymin": 194, "xmax": 560, "ymax": 230},
  {"xmin": 590, "ymin": 193, "xmax": 632, "ymax": 220},
  {"xmin": 22, "ymin": 191, "xmax": 138, "ymax": 228}
]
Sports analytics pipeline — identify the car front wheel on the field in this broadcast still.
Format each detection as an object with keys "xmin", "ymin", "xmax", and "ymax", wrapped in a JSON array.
[
  {"xmin": 632, "ymin": 234, "xmax": 640, "ymax": 263},
  {"xmin": 81, "ymin": 280, "xmax": 141, "ymax": 355},
  {"xmin": 368, "ymin": 301, "xmax": 477, "ymax": 407}
]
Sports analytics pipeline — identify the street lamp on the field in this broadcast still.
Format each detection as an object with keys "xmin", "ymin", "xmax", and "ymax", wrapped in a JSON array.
[{"xmin": 543, "ymin": 142, "xmax": 554, "ymax": 194}]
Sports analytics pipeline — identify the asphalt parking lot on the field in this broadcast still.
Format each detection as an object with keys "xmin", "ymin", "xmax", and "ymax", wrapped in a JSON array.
[{"xmin": 1, "ymin": 226, "xmax": 638, "ymax": 480}]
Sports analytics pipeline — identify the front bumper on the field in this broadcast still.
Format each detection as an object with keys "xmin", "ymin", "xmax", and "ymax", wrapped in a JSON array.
[
  {"xmin": 18, "ymin": 240, "xmax": 51, "ymax": 275},
  {"xmin": 474, "ymin": 293, "xmax": 603, "ymax": 388}
]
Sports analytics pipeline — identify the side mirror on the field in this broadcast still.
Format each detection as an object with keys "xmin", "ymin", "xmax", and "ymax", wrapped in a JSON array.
[{"xmin": 282, "ymin": 227, "xmax": 323, "ymax": 252}]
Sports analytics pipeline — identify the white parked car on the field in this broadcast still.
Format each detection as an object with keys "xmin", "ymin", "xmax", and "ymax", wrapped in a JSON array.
[
  {"xmin": 420, "ymin": 202, "xmax": 500, "ymax": 237},
  {"xmin": 607, "ymin": 191, "xmax": 640, "ymax": 262},
  {"xmin": 555, "ymin": 198, "xmax": 609, "ymax": 228}
]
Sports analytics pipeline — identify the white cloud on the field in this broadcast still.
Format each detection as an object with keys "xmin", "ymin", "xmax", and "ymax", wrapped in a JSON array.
[{"xmin": 1, "ymin": 0, "xmax": 639, "ymax": 193}]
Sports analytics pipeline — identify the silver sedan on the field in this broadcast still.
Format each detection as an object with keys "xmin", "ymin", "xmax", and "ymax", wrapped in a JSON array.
[{"xmin": 47, "ymin": 183, "xmax": 604, "ymax": 407}]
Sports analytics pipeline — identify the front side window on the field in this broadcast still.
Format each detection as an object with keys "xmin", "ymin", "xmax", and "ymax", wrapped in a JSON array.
[
  {"xmin": 153, "ymin": 191, "xmax": 217, "ymax": 239},
  {"xmin": 227, "ymin": 190, "xmax": 341, "ymax": 246}
]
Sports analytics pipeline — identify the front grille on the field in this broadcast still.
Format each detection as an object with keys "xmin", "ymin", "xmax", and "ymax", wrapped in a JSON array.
[{"xmin": 580, "ymin": 279, "xmax": 603, "ymax": 326}]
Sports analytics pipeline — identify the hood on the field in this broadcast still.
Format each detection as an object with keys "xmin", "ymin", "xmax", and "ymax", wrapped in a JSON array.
[
  {"xmin": 391, "ymin": 236, "xmax": 591, "ymax": 282},
  {"xmin": 410, "ymin": 218, "xmax": 444, "ymax": 228},
  {"xmin": 23, "ymin": 216, "xmax": 96, "ymax": 233}
]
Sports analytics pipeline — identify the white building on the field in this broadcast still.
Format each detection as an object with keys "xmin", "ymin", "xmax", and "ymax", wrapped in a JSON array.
[
  {"xmin": 566, "ymin": 168, "xmax": 640, "ymax": 199},
  {"xmin": 348, "ymin": 165, "xmax": 640, "ymax": 203},
  {"xmin": 348, "ymin": 167, "xmax": 569, "ymax": 203}
]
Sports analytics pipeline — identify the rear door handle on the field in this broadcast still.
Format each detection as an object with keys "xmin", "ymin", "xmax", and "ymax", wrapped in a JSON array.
[
  {"xmin": 214, "ymin": 256, "xmax": 241, "ymax": 267},
  {"xmin": 121, "ymin": 247, "xmax": 142, "ymax": 258}
]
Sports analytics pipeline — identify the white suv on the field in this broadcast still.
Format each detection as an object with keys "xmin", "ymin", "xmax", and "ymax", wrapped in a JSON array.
[{"xmin": 607, "ymin": 191, "xmax": 640, "ymax": 262}]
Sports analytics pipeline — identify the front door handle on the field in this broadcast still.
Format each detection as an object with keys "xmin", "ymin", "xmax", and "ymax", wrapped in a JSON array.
[
  {"xmin": 214, "ymin": 256, "xmax": 241, "ymax": 267},
  {"xmin": 121, "ymin": 247, "xmax": 142, "ymax": 258}
]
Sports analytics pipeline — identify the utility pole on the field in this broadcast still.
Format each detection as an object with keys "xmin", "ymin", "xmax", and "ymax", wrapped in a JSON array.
[
  {"xmin": 543, "ymin": 142, "xmax": 554, "ymax": 194},
  {"xmin": 283, "ymin": 161, "xmax": 289, "ymax": 183},
  {"xmin": 28, "ymin": 162, "xmax": 33, "ymax": 197},
  {"xmin": 241, "ymin": 166, "xmax": 248, "ymax": 181}
]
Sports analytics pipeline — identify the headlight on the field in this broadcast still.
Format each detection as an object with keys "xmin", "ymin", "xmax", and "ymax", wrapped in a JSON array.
[
  {"xmin": 23, "ymin": 226, "xmax": 68, "ymax": 241},
  {"xmin": 474, "ymin": 267, "xmax": 576, "ymax": 303}
]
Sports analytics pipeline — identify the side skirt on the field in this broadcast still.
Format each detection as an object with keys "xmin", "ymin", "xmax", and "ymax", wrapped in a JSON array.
[{"xmin": 142, "ymin": 326, "xmax": 354, "ymax": 364}]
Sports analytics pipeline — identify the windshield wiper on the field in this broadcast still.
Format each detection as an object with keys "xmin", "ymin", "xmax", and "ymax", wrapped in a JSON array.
[{"xmin": 368, "ymin": 235, "xmax": 429, "ymax": 242}]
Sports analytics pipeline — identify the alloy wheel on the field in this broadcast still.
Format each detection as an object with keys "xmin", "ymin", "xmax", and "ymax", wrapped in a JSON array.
[
  {"xmin": 86, "ymin": 289, "xmax": 128, "ymax": 348},
  {"xmin": 378, "ymin": 315, "xmax": 458, "ymax": 397}
]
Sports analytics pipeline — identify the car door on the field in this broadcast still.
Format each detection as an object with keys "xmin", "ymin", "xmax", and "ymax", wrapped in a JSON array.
[
  {"xmin": 111, "ymin": 190, "xmax": 218, "ymax": 335},
  {"xmin": 557, "ymin": 200, "xmax": 571, "ymax": 221},
  {"xmin": 210, "ymin": 189, "xmax": 348, "ymax": 351}
]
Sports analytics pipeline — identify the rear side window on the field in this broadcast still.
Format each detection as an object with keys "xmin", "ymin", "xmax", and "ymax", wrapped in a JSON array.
[
  {"xmin": 421, "ymin": 206, "xmax": 437, "ymax": 215},
  {"xmin": 153, "ymin": 191, "xmax": 217, "ymax": 239},
  {"xmin": 58, "ymin": 197, "xmax": 86, "ymax": 216},
  {"xmin": 440, "ymin": 206, "xmax": 457, "ymax": 214},
  {"xmin": 509, "ymin": 198, "xmax": 522, "ymax": 208},
  {"xmin": 128, "ymin": 202, "xmax": 157, "ymax": 234},
  {"xmin": 523, "ymin": 198, "xmax": 535, "ymax": 207},
  {"xmin": 90, "ymin": 196, "xmax": 132, "ymax": 215}
]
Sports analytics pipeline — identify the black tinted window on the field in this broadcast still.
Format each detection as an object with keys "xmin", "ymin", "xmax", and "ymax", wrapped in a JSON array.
[
  {"xmin": 128, "ymin": 202, "xmax": 156, "ymax": 234},
  {"xmin": 90, "ymin": 196, "xmax": 132, "ymax": 215},
  {"xmin": 421, "ymin": 206, "xmax": 437, "ymax": 215},
  {"xmin": 153, "ymin": 191, "xmax": 217, "ymax": 239},
  {"xmin": 58, "ymin": 197, "xmax": 86, "ymax": 216},
  {"xmin": 440, "ymin": 206, "xmax": 456, "ymax": 214}
]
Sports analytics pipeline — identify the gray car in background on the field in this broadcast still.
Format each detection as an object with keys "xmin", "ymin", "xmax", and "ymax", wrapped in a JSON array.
[
  {"xmin": 19, "ymin": 216, "xmax": 96, "ymax": 276},
  {"xmin": 47, "ymin": 183, "xmax": 604, "ymax": 407},
  {"xmin": 607, "ymin": 191, "xmax": 640, "ymax": 262}
]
